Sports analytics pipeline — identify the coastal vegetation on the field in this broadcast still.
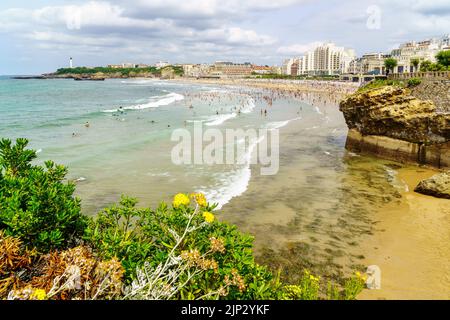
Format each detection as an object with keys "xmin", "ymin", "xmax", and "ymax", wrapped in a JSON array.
[
  {"xmin": 54, "ymin": 65, "xmax": 184, "ymax": 78},
  {"xmin": 356, "ymin": 77, "xmax": 422, "ymax": 94},
  {"xmin": 419, "ymin": 50, "xmax": 450, "ymax": 71},
  {"xmin": 0, "ymin": 138, "xmax": 366, "ymax": 300}
]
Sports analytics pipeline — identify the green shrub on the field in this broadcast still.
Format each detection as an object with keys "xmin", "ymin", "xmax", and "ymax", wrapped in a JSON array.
[
  {"xmin": 407, "ymin": 78, "xmax": 422, "ymax": 87},
  {"xmin": 0, "ymin": 138, "xmax": 86, "ymax": 251},
  {"xmin": 0, "ymin": 139, "xmax": 367, "ymax": 300},
  {"xmin": 436, "ymin": 50, "xmax": 450, "ymax": 67},
  {"xmin": 84, "ymin": 194, "xmax": 281, "ymax": 299}
]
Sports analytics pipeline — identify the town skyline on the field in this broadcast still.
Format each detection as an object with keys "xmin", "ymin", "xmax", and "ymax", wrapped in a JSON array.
[{"xmin": 1, "ymin": 0, "xmax": 450, "ymax": 74}]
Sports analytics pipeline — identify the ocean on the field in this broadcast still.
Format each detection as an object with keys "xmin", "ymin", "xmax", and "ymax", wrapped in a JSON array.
[{"xmin": 0, "ymin": 77, "xmax": 310, "ymax": 213}]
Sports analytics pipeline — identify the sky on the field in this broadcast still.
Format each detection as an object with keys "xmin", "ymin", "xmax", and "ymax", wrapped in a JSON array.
[{"xmin": 0, "ymin": 0, "xmax": 449, "ymax": 74}]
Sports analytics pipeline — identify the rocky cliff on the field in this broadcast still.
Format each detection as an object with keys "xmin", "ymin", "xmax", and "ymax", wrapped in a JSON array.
[{"xmin": 339, "ymin": 85, "xmax": 450, "ymax": 169}]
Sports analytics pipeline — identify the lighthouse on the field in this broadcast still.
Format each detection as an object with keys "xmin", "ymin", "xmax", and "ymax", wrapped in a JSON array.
[{"xmin": 69, "ymin": 57, "xmax": 73, "ymax": 68}]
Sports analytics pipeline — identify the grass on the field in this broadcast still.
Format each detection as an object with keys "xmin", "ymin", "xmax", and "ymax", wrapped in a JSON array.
[{"xmin": 356, "ymin": 79, "xmax": 407, "ymax": 93}]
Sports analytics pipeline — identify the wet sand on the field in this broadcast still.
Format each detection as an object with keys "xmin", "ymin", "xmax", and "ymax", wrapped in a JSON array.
[
  {"xmin": 207, "ymin": 82, "xmax": 450, "ymax": 298},
  {"xmin": 358, "ymin": 167, "xmax": 450, "ymax": 300}
]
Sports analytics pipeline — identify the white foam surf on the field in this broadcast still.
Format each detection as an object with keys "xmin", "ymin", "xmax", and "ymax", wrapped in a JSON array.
[
  {"xmin": 103, "ymin": 92, "xmax": 184, "ymax": 112},
  {"xmin": 315, "ymin": 106, "xmax": 323, "ymax": 115},
  {"xmin": 204, "ymin": 113, "xmax": 237, "ymax": 126},
  {"xmin": 240, "ymin": 97, "xmax": 256, "ymax": 114},
  {"xmin": 199, "ymin": 136, "xmax": 264, "ymax": 210},
  {"xmin": 265, "ymin": 117, "xmax": 302, "ymax": 131}
]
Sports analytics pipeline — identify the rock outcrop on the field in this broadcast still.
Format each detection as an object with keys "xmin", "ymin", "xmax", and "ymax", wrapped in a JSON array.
[
  {"xmin": 414, "ymin": 171, "xmax": 450, "ymax": 199},
  {"xmin": 339, "ymin": 85, "xmax": 450, "ymax": 169}
]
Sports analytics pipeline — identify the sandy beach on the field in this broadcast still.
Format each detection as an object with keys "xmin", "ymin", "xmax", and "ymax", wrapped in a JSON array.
[
  {"xmin": 358, "ymin": 167, "xmax": 450, "ymax": 300},
  {"xmin": 173, "ymin": 77, "xmax": 360, "ymax": 95}
]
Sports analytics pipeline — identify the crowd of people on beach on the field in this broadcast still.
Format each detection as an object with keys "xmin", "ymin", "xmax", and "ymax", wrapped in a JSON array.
[
  {"xmin": 180, "ymin": 80, "xmax": 356, "ymax": 118},
  {"xmin": 75, "ymin": 80, "xmax": 357, "ymax": 135}
]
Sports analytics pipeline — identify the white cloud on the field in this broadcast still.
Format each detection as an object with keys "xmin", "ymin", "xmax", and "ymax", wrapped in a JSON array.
[
  {"xmin": 276, "ymin": 41, "xmax": 323, "ymax": 55},
  {"xmin": 0, "ymin": 0, "xmax": 279, "ymax": 63}
]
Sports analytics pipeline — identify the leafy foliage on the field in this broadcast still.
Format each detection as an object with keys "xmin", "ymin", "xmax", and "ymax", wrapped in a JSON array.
[
  {"xmin": 55, "ymin": 65, "xmax": 184, "ymax": 77},
  {"xmin": 410, "ymin": 58, "xmax": 420, "ymax": 71},
  {"xmin": 384, "ymin": 58, "xmax": 398, "ymax": 75},
  {"xmin": 84, "ymin": 195, "xmax": 281, "ymax": 299},
  {"xmin": 419, "ymin": 52, "xmax": 450, "ymax": 72},
  {"xmin": 356, "ymin": 79, "xmax": 405, "ymax": 93},
  {"xmin": 56, "ymin": 66, "xmax": 158, "ymax": 76},
  {"xmin": 436, "ymin": 50, "xmax": 450, "ymax": 67},
  {"xmin": 407, "ymin": 77, "xmax": 422, "ymax": 87},
  {"xmin": 0, "ymin": 138, "xmax": 86, "ymax": 251}
]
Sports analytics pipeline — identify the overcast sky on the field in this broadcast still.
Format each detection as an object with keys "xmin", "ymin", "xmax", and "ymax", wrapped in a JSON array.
[{"xmin": 0, "ymin": 0, "xmax": 449, "ymax": 74}]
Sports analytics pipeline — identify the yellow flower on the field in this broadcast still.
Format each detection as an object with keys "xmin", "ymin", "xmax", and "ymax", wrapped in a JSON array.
[
  {"xmin": 173, "ymin": 193, "xmax": 190, "ymax": 208},
  {"xmin": 203, "ymin": 211, "xmax": 215, "ymax": 223},
  {"xmin": 193, "ymin": 193, "xmax": 208, "ymax": 207},
  {"xmin": 30, "ymin": 289, "xmax": 47, "ymax": 300},
  {"xmin": 309, "ymin": 275, "xmax": 320, "ymax": 282}
]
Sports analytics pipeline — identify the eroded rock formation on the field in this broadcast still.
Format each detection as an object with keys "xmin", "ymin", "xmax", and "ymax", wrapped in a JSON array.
[{"xmin": 339, "ymin": 85, "xmax": 450, "ymax": 169}]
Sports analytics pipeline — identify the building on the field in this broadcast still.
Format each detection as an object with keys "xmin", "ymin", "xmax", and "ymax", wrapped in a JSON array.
[
  {"xmin": 282, "ymin": 42, "xmax": 355, "ymax": 76},
  {"xmin": 282, "ymin": 58, "xmax": 296, "ymax": 75},
  {"xmin": 107, "ymin": 64, "xmax": 123, "ymax": 69},
  {"xmin": 181, "ymin": 64, "xmax": 213, "ymax": 78},
  {"xmin": 290, "ymin": 61, "xmax": 299, "ymax": 76},
  {"xmin": 211, "ymin": 61, "xmax": 253, "ymax": 78},
  {"xmin": 271, "ymin": 66, "xmax": 282, "ymax": 75},
  {"xmin": 252, "ymin": 65, "xmax": 273, "ymax": 75},
  {"xmin": 121, "ymin": 63, "xmax": 135, "ymax": 69},
  {"xmin": 107, "ymin": 63, "xmax": 137, "ymax": 69},
  {"xmin": 348, "ymin": 53, "xmax": 389, "ymax": 75},
  {"xmin": 155, "ymin": 61, "xmax": 170, "ymax": 68},
  {"xmin": 311, "ymin": 43, "xmax": 356, "ymax": 75},
  {"xmin": 135, "ymin": 64, "xmax": 150, "ymax": 68},
  {"xmin": 297, "ymin": 51, "xmax": 313, "ymax": 75},
  {"xmin": 390, "ymin": 35, "xmax": 450, "ymax": 73}
]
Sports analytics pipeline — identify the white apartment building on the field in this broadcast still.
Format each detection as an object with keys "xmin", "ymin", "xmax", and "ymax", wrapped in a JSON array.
[
  {"xmin": 282, "ymin": 58, "xmax": 296, "ymax": 75},
  {"xmin": 311, "ymin": 43, "xmax": 355, "ymax": 75},
  {"xmin": 390, "ymin": 35, "xmax": 450, "ymax": 73},
  {"xmin": 282, "ymin": 42, "xmax": 356, "ymax": 76}
]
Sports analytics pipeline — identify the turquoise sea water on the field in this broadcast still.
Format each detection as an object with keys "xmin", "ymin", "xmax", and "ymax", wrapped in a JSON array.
[{"xmin": 0, "ymin": 77, "xmax": 308, "ymax": 213}]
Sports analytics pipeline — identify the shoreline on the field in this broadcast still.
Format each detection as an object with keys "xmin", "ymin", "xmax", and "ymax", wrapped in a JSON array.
[
  {"xmin": 171, "ymin": 77, "xmax": 360, "ymax": 95},
  {"xmin": 199, "ymin": 79, "xmax": 449, "ymax": 298},
  {"xmin": 358, "ymin": 166, "xmax": 450, "ymax": 300}
]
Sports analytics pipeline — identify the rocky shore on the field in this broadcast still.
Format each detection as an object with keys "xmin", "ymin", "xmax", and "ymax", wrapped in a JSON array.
[
  {"xmin": 339, "ymin": 85, "xmax": 450, "ymax": 169},
  {"xmin": 414, "ymin": 170, "xmax": 450, "ymax": 199}
]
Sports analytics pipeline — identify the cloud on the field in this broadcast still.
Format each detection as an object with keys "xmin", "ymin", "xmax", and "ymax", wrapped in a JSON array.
[
  {"xmin": 410, "ymin": 0, "xmax": 450, "ymax": 15},
  {"xmin": 276, "ymin": 41, "xmax": 323, "ymax": 55},
  {"xmin": 0, "ymin": 0, "xmax": 279, "ymax": 61},
  {"xmin": 0, "ymin": 0, "xmax": 448, "ymax": 74}
]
